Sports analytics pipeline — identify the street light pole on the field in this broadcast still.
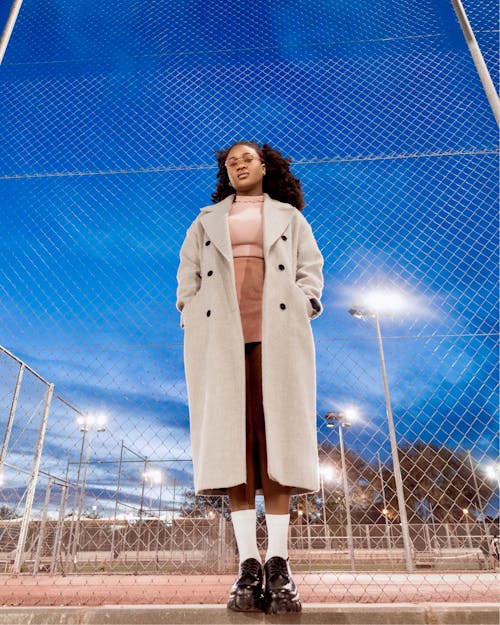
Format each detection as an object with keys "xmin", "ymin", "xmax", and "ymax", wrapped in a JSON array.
[
  {"xmin": 66, "ymin": 418, "xmax": 88, "ymax": 570},
  {"xmin": 71, "ymin": 419, "xmax": 106, "ymax": 570},
  {"xmin": 338, "ymin": 422, "xmax": 356, "ymax": 571},
  {"xmin": 70, "ymin": 415, "xmax": 106, "ymax": 571},
  {"xmin": 349, "ymin": 305, "xmax": 414, "ymax": 572},
  {"xmin": 373, "ymin": 315, "xmax": 414, "ymax": 572},
  {"xmin": 325, "ymin": 412, "xmax": 356, "ymax": 571},
  {"xmin": 320, "ymin": 470, "xmax": 329, "ymax": 550}
]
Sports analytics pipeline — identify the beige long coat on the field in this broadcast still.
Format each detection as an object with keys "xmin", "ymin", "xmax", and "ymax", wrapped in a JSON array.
[{"xmin": 176, "ymin": 194, "xmax": 324, "ymax": 495}]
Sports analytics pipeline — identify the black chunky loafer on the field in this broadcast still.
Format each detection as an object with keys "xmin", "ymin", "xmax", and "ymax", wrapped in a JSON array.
[
  {"xmin": 263, "ymin": 556, "xmax": 301, "ymax": 614},
  {"xmin": 227, "ymin": 557, "xmax": 263, "ymax": 612}
]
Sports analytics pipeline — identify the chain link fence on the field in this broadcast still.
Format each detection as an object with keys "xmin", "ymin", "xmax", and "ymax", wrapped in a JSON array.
[{"xmin": 0, "ymin": 0, "xmax": 498, "ymax": 605}]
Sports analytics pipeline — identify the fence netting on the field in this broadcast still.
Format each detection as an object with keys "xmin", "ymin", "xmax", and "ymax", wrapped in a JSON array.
[{"xmin": 0, "ymin": 0, "xmax": 498, "ymax": 605}]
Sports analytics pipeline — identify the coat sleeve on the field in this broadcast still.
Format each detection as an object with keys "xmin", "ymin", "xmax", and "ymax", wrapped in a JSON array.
[
  {"xmin": 176, "ymin": 220, "xmax": 202, "ymax": 326},
  {"xmin": 295, "ymin": 215, "xmax": 324, "ymax": 319}
]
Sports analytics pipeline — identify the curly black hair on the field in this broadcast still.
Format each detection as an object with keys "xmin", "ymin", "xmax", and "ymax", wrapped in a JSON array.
[{"xmin": 211, "ymin": 141, "xmax": 305, "ymax": 211}]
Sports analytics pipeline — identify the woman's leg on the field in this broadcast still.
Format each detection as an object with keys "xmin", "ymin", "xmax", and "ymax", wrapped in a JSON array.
[
  {"xmin": 226, "ymin": 344, "xmax": 263, "ymax": 613},
  {"xmin": 246, "ymin": 344, "xmax": 300, "ymax": 613},
  {"xmin": 228, "ymin": 483, "xmax": 255, "ymax": 511},
  {"xmin": 245, "ymin": 342, "xmax": 292, "ymax": 558},
  {"xmin": 227, "ymin": 343, "xmax": 261, "ymax": 563},
  {"xmin": 261, "ymin": 480, "xmax": 291, "ymax": 514}
]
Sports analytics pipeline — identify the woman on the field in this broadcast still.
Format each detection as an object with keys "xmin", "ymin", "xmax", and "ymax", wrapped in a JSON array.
[{"xmin": 176, "ymin": 141, "xmax": 323, "ymax": 614}]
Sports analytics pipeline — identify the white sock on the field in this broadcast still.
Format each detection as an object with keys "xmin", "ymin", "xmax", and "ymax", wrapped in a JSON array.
[
  {"xmin": 231, "ymin": 509, "xmax": 261, "ymax": 564},
  {"xmin": 265, "ymin": 513, "xmax": 290, "ymax": 562}
]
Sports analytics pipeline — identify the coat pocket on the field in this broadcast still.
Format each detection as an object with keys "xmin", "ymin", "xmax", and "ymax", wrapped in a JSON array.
[{"xmin": 180, "ymin": 290, "xmax": 203, "ymax": 328}]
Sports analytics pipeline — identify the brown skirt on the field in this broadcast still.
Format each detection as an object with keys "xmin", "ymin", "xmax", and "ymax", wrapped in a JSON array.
[
  {"xmin": 234, "ymin": 257, "xmax": 264, "ymax": 343},
  {"xmin": 245, "ymin": 342, "xmax": 267, "ymax": 493}
]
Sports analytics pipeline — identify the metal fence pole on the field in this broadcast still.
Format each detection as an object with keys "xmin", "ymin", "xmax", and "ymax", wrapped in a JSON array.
[
  {"xmin": 13, "ymin": 383, "xmax": 54, "ymax": 574},
  {"xmin": 33, "ymin": 478, "xmax": 52, "ymax": 574},
  {"xmin": 110, "ymin": 440, "xmax": 124, "ymax": 566},
  {"xmin": 51, "ymin": 482, "xmax": 68, "ymax": 574},
  {"xmin": 135, "ymin": 457, "xmax": 148, "ymax": 573},
  {"xmin": 0, "ymin": 362, "xmax": 24, "ymax": 474},
  {"xmin": 451, "ymin": 0, "xmax": 499, "ymax": 126},
  {"xmin": 0, "ymin": 0, "xmax": 24, "ymax": 65}
]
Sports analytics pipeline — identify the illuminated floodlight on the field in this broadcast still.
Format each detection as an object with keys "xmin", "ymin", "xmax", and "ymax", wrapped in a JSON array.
[
  {"xmin": 349, "ymin": 288, "xmax": 412, "ymax": 320},
  {"xmin": 88, "ymin": 413, "xmax": 107, "ymax": 431},
  {"xmin": 94, "ymin": 413, "xmax": 108, "ymax": 431},
  {"xmin": 485, "ymin": 464, "xmax": 500, "ymax": 482},
  {"xmin": 325, "ymin": 408, "xmax": 360, "ymax": 428},
  {"xmin": 320, "ymin": 465, "xmax": 336, "ymax": 482},
  {"xmin": 78, "ymin": 413, "xmax": 107, "ymax": 432},
  {"xmin": 364, "ymin": 290, "xmax": 406, "ymax": 315},
  {"xmin": 343, "ymin": 407, "xmax": 360, "ymax": 425},
  {"xmin": 143, "ymin": 469, "xmax": 163, "ymax": 484}
]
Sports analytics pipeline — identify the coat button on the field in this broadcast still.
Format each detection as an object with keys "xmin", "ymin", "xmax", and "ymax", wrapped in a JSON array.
[
  {"xmin": 281, "ymin": 235, "xmax": 287, "ymax": 241},
  {"xmin": 207, "ymin": 270, "xmax": 213, "ymax": 276},
  {"xmin": 278, "ymin": 264, "xmax": 285, "ymax": 271},
  {"xmin": 205, "ymin": 240, "xmax": 211, "ymax": 246},
  {"xmin": 206, "ymin": 310, "xmax": 211, "ymax": 317},
  {"xmin": 280, "ymin": 303, "xmax": 286, "ymax": 310}
]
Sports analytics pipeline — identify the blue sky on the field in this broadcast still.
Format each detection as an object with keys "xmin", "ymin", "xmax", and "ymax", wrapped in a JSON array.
[{"xmin": 0, "ymin": 0, "xmax": 498, "ymax": 517}]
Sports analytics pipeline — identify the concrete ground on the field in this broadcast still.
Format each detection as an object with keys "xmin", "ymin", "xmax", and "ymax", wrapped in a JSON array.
[
  {"xmin": 0, "ymin": 573, "xmax": 497, "ymax": 625},
  {"xmin": 0, "ymin": 604, "xmax": 498, "ymax": 625}
]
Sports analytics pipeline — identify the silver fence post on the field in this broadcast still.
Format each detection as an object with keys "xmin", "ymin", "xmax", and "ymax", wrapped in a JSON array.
[
  {"xmin": 0, "ymin": 362, "xmax": 24, "ymax": 474},
  {"xmin": 33, "ymin": 478, "xmax": 52, "ymax": 574},
  {"xmin": 0, "ymin": 0, "xmax": 24, "ymax": 65},
  {"xmin": 13, "ymin": 383, "xmax": 54, "ymax": 574},
  {"xmin": 110, "ymin": 440, "xmax": 124, "ymax": 567},
  {"xmin": 135, "ymin": 457, "xmax": 148, "ymax": 573},
  {"xmin": 451, "ymin": 0, "xmax": 499, "ymax": 126},
  {"xmin": 51, "ymin": 482, "xmax": 69, "ymax": 574}
]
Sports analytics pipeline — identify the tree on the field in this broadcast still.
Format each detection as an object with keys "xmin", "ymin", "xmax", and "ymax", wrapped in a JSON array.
[
  {"xmin": 315, "ymin": 442, "xmax": 379, "ymax": 526},
  {"xmin": 0, "ymin": 505, "xmax": 18, "ymax": 520},
  {"xmin": 178, "ymin": 489, "xmax": 231, "ymax": 519},
  {"xmin": 377, "ymin": 441, "xmax": 496, "ymax": 523}
]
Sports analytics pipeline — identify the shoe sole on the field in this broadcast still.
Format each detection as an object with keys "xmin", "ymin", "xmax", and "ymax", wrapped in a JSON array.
[
  {"xmin": 265, "ymin": 592, "xmax": 302, "ymax": 614},
  {"xmin": 227, "ymin": 588, "xmax": 263, "ymax": 612}
]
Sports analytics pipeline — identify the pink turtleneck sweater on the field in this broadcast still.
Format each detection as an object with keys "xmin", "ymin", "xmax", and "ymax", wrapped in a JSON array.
[{"xmin": 228, "ymin": 195, "xmax": 265, "ymax": 343}]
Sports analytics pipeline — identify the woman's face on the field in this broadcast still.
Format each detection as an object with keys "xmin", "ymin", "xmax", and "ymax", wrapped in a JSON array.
[{"xmin": 225, "ymin": 144, "xmax": 266, "ymax": 195}]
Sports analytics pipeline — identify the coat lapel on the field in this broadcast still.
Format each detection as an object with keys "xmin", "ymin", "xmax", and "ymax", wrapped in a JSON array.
[
  {"xmin": 263, "ymin": 195, "xmax": 295, "ymax": 255},
  {"xmin": 199, "ymin": 195, "xmax": 234, "ymax": 263}
]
